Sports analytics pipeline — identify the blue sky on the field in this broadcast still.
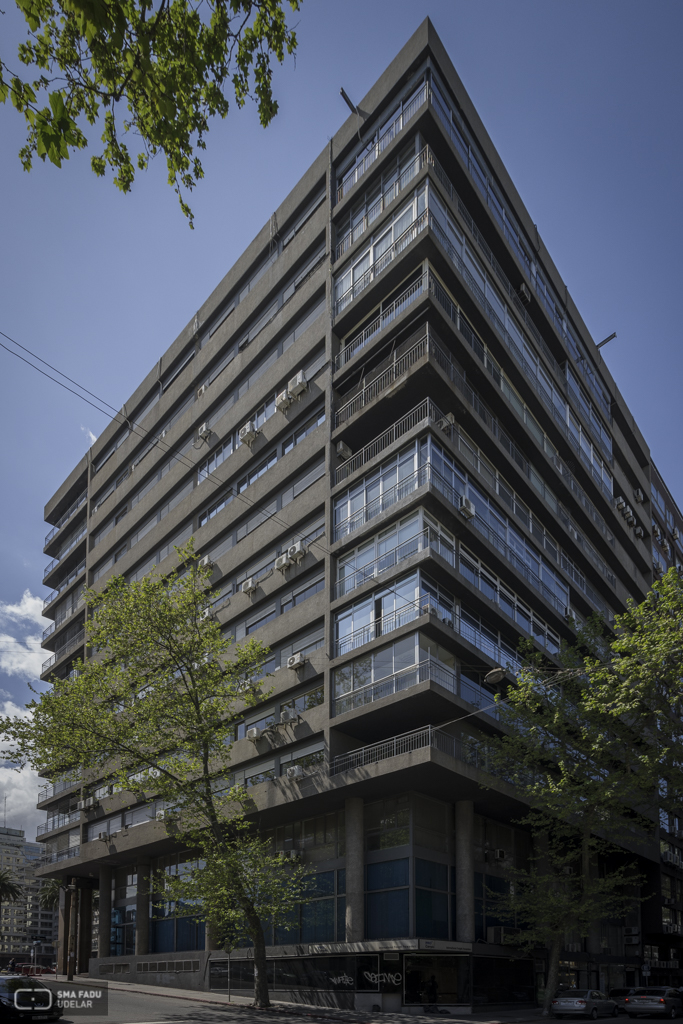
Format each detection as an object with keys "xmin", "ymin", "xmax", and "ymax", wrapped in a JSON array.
[{"xmin": 1, "ymin": 0, "xmax": 681, "ymax": 835}]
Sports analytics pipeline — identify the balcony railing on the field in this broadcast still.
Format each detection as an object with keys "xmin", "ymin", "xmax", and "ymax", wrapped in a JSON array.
[
  {"xmin": 336, "ymin": 83, "xmax": 428, "ymax": 203},
  {"xmin": 43, "ymin": 560, "xmax": 86, "ymax": 610},
  {"xmin": 333, "ymin": 208, "xmax": 428, "ymax": 318},
  {"xmin": 334, "ymin": 271, "xmax": 428, "ymax": 371},
  {"xmin": 334, "ymin": 528, "xmax": 455, "ymax": 600},
  {"xmin": 38, "ymin": 774, "xmax": 80, "ymax": 802},
  {"xmin": 37, "ymin": 810, "xmax": 80, "ymax": 836},
  {"xmin": 329, "ymin": 723, "xmax": 501, "ymax": 779},
  {"xmin": 46, "ymin": 846, "xmax": 80, "ymax": 863},
  {"xmin": 335, "ymin": 397, "xmax": 444, "ymax": 484},
  {"xmin": 45, "ymin": 490, "xmax": 88, "ymax": 546},
  {"xmin": 42, "ymin": 628, "xmax": 85, "ymax": 675},
  {"xmin": 335, "ymin": 591, "xmax": 522, "ymax": 671},
  {"xmin": 42, "ymin": 598, "xmax": 84, "ymax": 640},
  {"xmin": 44, "ymin": 524, "xmax": 87, "ymax": 578},
  {"xmin": 333, "ymin": 656, "xmax": 499, "ymax": 721}
]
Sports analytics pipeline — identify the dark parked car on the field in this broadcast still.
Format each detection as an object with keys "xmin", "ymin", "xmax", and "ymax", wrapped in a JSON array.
[
  {"xmin": 625, "ymin": 988, "xmax": 683, "ymax": 1019},
  {"xmin": 552, "ymin": 990, "xmax": 619, "ymax": 1019},
  {"xmin": 0, "ymin": 976, "xmax": 62, "ymax": 1021},
  {"xmin": 610, "ymin": 989, "xmax": 638, "ymax": 1013}
]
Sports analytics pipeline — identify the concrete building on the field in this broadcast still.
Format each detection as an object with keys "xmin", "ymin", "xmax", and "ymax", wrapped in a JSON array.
[
  {"xmin": 0, "ymin": 826, "xmax": 58, "ymax": 967},
  {"xmin": 36, "ymin": 19, "xmax": 682, "ymax": 1010}
]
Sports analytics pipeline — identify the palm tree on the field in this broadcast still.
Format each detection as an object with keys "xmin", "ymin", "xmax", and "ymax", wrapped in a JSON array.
[
  {"xmin": 0, "ymin": 868, "xmax": 24, "ymax": 929},
  {"xmin": 38, "ymin": 878, "xmax": 61, "ymax": 911}
]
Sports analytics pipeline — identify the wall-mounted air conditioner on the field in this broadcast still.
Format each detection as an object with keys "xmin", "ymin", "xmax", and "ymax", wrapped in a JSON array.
[
  {"xmin": 197, "ymin": 422, "xmax": 211, "ymax": 439},
  {"xmin": 634, "ymin": 488, "xmax": 644, "ymax": 503},
  {"xmin": 275, "ymin": 390, "xmax": 293, "ymax": 412},
  {"xmin": 199, "ymin": 555, "xmax": 213, "ymax": 569},
  {"xmin": 288, "ymin": 370, "xmax": 308, "ymax": 397},
  {"xmin": 286, "ymin": 765, "xmax": 304, "ymax": 779},
  {"xmin": 459, "ymin": 497, "xmax": 475, "ymax": 520},
  {"xmin": 518, "ymin": 282, "xmax": 531, "ymax": 304},
  {"xmin": 336, "ymin": 440, "xmax": 353, "ymax": 460},
  {"xmin": 239, "ymin": 421, "xmax": 258, "ymax": 444},
  {"xmin": 246, "ymin": 727, "xmax": 263, "ymax": 741},
  {"xmin": 280, "ymin": 707, "xmax": 298, "ymax": 724},
  {"xmin": 287, "ymin": 652, "xmax": 305, "ymax": 670},
  {"xmin": 197, "ymin": 383, "xmax": 209, "ymax": 398},
  {"xmin": 241, "ymin": 578, "xmax": 258, "ymax": 595},
  {"xmin": 288, "ymin": 541, "xmax": 306, "ymax": 562},
  {"xmin": 275, "ymin": 553, "xmax": 293, "ymax": 572}
]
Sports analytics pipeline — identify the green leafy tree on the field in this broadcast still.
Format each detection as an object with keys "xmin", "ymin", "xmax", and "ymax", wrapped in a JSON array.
[
  {"xmin": 487, "ymin": 814, "xmax": 642, "ymax": 1015},
  {"xmin": 0, "ymin": 867, "xmax": 24, "ymax": 926},
  {"xmin": 38, "ymin": 877, "xmax": 61, "ymax": 910},
  {"xmin": 489, "ymin": 619, "xmax": 656, "ymax": 1013},
  {"xmin": 0, "ymin": 543, "xmax": 306, "ymax": 1007},
  {"xmin": 0, "ymin": 0, "xmax": 301, "ymax": 225}
]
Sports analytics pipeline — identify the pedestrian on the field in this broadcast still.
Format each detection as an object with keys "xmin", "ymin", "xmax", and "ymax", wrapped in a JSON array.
[{"xmin": 7, "ymin": 957, "xmax": 17, "ymax": 973}]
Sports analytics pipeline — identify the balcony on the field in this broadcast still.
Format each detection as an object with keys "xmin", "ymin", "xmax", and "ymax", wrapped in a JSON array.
[
  {"xmin": 46, "ymin": 846, "xmax": 80, "ymax": 864},
  {"xmin": 42, "ymin": 598, "xmax": 84, "ymax": 642},
  {"xmin": 329, "ymin": 723, "xmax": 500, "ymax": 779},
  {"xmin": 43, "ymin": 560, "xmax": 86, "ymax": 611},
  {"xmin": 334, "ymin": 656, "xmax": 499, "ymax": 721},
  {"xmin": 336, "ymin": 82, "xmax": 428, "ymax": 203},
  {"xmin": 41, "ymin": 628, "xmax": 85, "ymax": 675},
  {"xmin": 45, "ymin": 490, "xmax": 87, "ymax": 547},
  {"xmin": 38, "ymin": 775, "xmax": 81, "ymax": 803},
  {"xmin": 334, "ymin": 528, "xmax": 455, "ymax": 600},
  {"xmin": 37, "ymin": 810, "xmax": 80, "ymax": 836},
  {"xmin": 336, "ymin": 397, "xmax": 445, "ymax": 485},
  {"xmin": 335, "ymin": 591, "xmax": 522, "ymax": 671},
  {"xmin": 43, "ymin": 524, "xmax": 87, "ymax": 579}
]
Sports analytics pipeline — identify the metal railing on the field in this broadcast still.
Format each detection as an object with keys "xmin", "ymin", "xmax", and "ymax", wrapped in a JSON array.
[
  {"xmin": 45, "ymin": 490, "xmax": 88, "ymax": 546},
  {"xmin": 336, "ymin": 83, "xmax": 428, "ymax": 203},
  {"xmin": 334, "ymin": 528, "xmax": 455, "ymax": 600},
  {"xmin": 335, "ymin": 462, "xmax": 432, "ymax": 541},
  {"xmin": 43, "ymin": 524, "xmax": 87, "ymax": 578},
  {"xmin": 334, "ymin": 208, "xmax": 428, "ymax": 318},
  {"xmin": 43, "ymin": 560, "xmax": 86, "ymax": 610},
  {"xmin": 335, "ymin": 397, "xmax": 444, "ymax": 483},
  {"xmin": 42, "ymin": 628, "xmax": 85, "ymax": 674},
  {"xmin": 330, "ymin": 723, "xmax": 501, "ymax": 778},
  {"xmin": 37, "ymin": 810, "xmax": 80, "ymax": 836},
  {"xmin": 47, "ymin": 846, "xmax": 80, "ymax": 863},
  {"xmin": 334, "ymin": 271, "xmax": 428, "ymax": 371},
  {"xmin": 38, "ymin": 775, "xmax": 80, "ymax": 802},
  {"xmin": 333, "ymin": 656, "xmax": 500, "ymax": 722},
  {"xmin": 42, "ymin": 598, "xmax": 84, "ymax": 640}
]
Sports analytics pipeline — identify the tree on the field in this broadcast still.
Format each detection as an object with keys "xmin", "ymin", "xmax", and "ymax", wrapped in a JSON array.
[
  {"xmin": 0, "ymin": 867, "xmax": 24, "ymax": 926},
  {"xmin": 38, "ymin": 877, "xmax": 61, "ymax": 910},
  {"xmin": 0, "ymin": 542, "xmax": 306, "ymax": 1007},
  {"xmin": 486, "ymin": 813, "xmax": 642, "ymax": 1015},
  {"xmin": 0, "ymin": 0, "xmax": 301, "ymax": 225},
  {"xmin": 489, "ymin": 619, "xmax": 655, "ymax": 1013}
]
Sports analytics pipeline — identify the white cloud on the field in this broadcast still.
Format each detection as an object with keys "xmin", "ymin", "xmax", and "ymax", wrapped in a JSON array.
[
  {"xmin": 80, "ymin": 424, "xmax": 97, "ymax": 446},
  {"xmin": 0, "ymin": 764, "xmax": 44, "ymax": 841},
  {"xmin": 0, "ymin": 590, "xmax": 45, "ymax": 628}
]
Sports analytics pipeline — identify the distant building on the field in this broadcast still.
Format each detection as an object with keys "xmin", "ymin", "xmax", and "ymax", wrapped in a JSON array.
[{"xmin": 0, "ymin": 826, "xmax": 57, "ymax": 966}]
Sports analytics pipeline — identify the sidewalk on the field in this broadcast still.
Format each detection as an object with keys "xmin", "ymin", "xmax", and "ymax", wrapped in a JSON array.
[{"xmin": 53, "ymin": 975, "xmax": 545, "ymax": 1024}]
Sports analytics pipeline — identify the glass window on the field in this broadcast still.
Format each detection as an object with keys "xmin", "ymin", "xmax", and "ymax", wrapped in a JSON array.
[{"xmin": 366, "ymin": 889, "xmax": 409, "ymax": 939}]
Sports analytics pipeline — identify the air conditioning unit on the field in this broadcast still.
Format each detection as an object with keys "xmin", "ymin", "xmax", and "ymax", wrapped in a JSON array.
[
  {"xmin": 674, "ymin": 528, "xmax": 680, "ymax": 541},
  {"xmin": 624, "ymin": 936, "xmax": 640, "ymax": 946},
  {"xmin": 97, "ymin": 831, "xmax": 109, "ymax": 841},
  {"xmin": 275, "ymin": 390, "xmax": 293, "ymax": 412},
  {"xmin": 246, "ymin": 727, "xmax": 263, "ymax": 741},
  {"xmin": 286, "ymin": 765, "xmax": 304, "ymax": 779},
  {"xmin": 624, "ymin": 927, "xmax": 640, "ymax": 936},
  {"xmin": 288, "ymin": 370, "xmax": 308, "ymax": 397},
  {"xmin": 199, "ymin": 608, "xmax": 212, "ymax": 621},
  {"xmin": 494, "ymin": 849, "xmax": 506, "ymax": 861},
  {"xmin": 634, "ymin": 488, "xmax": 644, "ymax": 503},
  {"xmin": 199, "ymin": 555, "xmax": 213, "ymax": 569},
  {"xmin": 287, "ymin": 652, "xmax": 305, "ymax": 670},
  {"xmin": 336, "ymin": 440, "xmax": 353, "ymax": 461},
  {"xmin": 627, "ymin": 515, "xmax": 636, "ymax": 527},
  {"xmin": 288, "ymin": 541, "xmax": 306, "ymax": 562},
  {"xmin": 241, "ymin": 577, "xmax": 258, "ymax": 595},
  {"xmin": 635, "ymin": 526, "xmax": 644, "ymax": 539},
  {"xmin": 83, "ymin": 796, "xmax": 96, "ymax": 809},
  {"xmin": 459, "ymin": 497, "xmax": 476, "ymax": 520},
  {"xmin": 435, "ymin": 413, "xmax": 455, "ymax": 432},
  {"xmin": 275, "ymin": 553, "xmax": 293, "ymax": 572},
  {"xmin": 663, "ymin": 851, "xmax": 676, "ymax": 864},
  {"xmin": 518, "ymin": 282, "xmax": 531, "ymax": 304},
  {"xmin": 197, "ymin": 383, "xmax": 209, "ymax": 398},
  {"xmin": 76, "ymin": 800, "xmax": 86, "ymax": 811},
  {"xmin": 197, "ymin": 422, "xmax": 211, "ymax": 439},
  {"xmin": 280, "ymin": 707, "xmax": 298, "ymax": 723},
  {"xmin": 239, "ymin": 421, "xmax": 258, "ymax": 444},
  {"xmin": 616, "ymin": 496, "xmax": 626, "ymax": 509},
  {"xmin": 155, "ymin": 810, "xmax": 166, "ymax": 821}
]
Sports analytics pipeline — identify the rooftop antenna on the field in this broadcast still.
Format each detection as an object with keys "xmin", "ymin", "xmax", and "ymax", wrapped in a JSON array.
[
  {"xmin": 340, "ymin": 88, "xmax": 365, "ymax": 142},
  {"xmin": 596, "ymin": 331, "xmax": 617, "ymax": 350}
]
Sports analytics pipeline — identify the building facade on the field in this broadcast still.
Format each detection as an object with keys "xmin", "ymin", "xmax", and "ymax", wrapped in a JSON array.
[
  {"xmin": 36, "ymin": 19, "xmax": 682, "ymax": 1010},
  {"xmin": 0, "ymin": 826, "xmax": 58, "ymax": 967}
]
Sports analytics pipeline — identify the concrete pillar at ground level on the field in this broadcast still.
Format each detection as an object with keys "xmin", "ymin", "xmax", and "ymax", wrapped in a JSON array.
[
  {"xmin": 57, "ymin": 884, "xmax": 69, "ymax": 974},
  {"xmin": 77, "ymin": 888, "xmax": 92, "ymax": 974},
  {"xmin": 345, "ymin": 797, "xmax": 364, "ymax": 942},
  {"xmin": 135, "ymin": 860, "xmax": 150, "ymax": 956},
  {"xmin": 98, "ymin": 866, "xmax": 112, "ymax": 959},
  {"xmin": 455, "ymin": 800, "xmax": 475, "ymax": 943}
]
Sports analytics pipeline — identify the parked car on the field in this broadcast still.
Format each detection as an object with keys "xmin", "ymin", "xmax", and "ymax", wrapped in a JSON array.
[
  {"xmin": 625, "ymin": 988, "xmax": 683, "ymax": 1019},
  {"xmin": 13, "ymin": 965, "xmax": 55, "ymax": 976},
  {"xmin": 610, "ymin": 989, "xmax": 639, "ymax": 1013},
  {"xmin": 0, "ymin": 975, "xmax": 63, "ymax": 1021},
  {"xmin": 553, "ymin": 990, "xmax": 619, "ymax": 1019}
]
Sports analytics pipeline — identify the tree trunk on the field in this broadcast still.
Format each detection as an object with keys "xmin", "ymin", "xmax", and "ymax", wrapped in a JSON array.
[
  {"xmin": 543, "ymin": 933, "xmax": 563, "ymax": 1015},
  {"xmin": 246, "ymin": 909, "xmax": 269, "ymax": 1008}
]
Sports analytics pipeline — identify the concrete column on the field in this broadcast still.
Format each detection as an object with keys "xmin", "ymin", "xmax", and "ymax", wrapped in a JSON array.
[
  {"xmin": 77, "ymin": 888, "xmax": 92, "ymax": 974},
  {"xmin": 98, "ymin": 866, "xmax": 112, "ymax": 958},
  {"xmin": 345, "ymin": 797, "xmax": 364, "ymax": 941},
  {"xmin": 135, "ymin": 860, "xmax": 150, "ymax": 956},
  {"xmin": 455, "ymin": 800, "xmax": 475, "ymax": 942},
  {"xmin": 57, "ymin": 884, "xmax": 69, "ymax": 974}
]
